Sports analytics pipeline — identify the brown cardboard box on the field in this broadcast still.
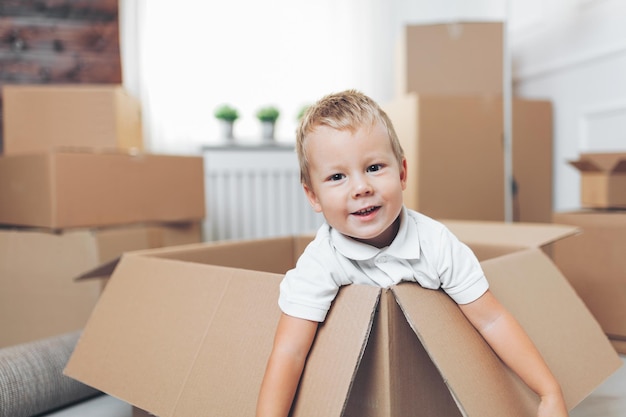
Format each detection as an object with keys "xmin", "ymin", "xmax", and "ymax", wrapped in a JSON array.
[
  {"xmin": 383, "ymin": 94, "xmax": 552, "ymax": 223},
  {"xmin": 552, "ymin": 210, "xmax": 626, "ymax": 353},
  {"xmin": 64, "ymin": 221, "xmax": 621, "ymax": 417},
  {"xmin": 395, "ymin": 22, "xmax": 503, "ymax": 96},
  {"xmin": 0, "ymin": 222, "xmax": 202, "ymax": 348},
  {"xmin": 2, "ymin": 84, "xmax": 143, "ymax": 155},
  {"xmin": 0, "ymin": 150, "xmax": 205, "ymax": 229},
  {"xmin": 568, "ymin": 152, "xmax": 626, "ymax": 208}
]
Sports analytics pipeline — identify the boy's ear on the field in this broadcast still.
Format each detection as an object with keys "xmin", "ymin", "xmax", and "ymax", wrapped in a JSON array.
[
  {"xmin": 303, "ymin": 183, "xmax": 323, "ymax": 213},
  {"xmin": 400, "ymin": 158, "xmax": 408, "ymax": 190}
]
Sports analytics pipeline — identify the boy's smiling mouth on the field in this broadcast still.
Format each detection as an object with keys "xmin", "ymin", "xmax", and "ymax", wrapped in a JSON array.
[{"xmin": 352, "ymin": 206, "xmax": 380, "ymax": 216}]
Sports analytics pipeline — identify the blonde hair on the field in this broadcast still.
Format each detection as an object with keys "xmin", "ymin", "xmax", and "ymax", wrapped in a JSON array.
[{"xmin": 296, "ymin": 89, "xmax": 404, "ymax": 187}]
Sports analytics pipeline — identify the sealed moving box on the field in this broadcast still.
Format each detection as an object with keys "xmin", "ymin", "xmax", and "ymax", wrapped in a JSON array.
[
  {"xmin": 568, "ymin": 152, "xmax": 626, "ymax": 209},
  {"xmin": 383, "ymin": 95, "xmax": 552, "ymax": 223},
  {"xmin": 65, "ymin": 221, "xmax": 620, "ymax": 417},
  {"xmin": 395, "ymin": 22, "xmax": 503, "ymax": 97},
  {"xmin": 0, "ymin": 222, "xmax": 202, "ymax": 347},
  {"xmin": 0, "ymin": 150, "xmax": 205, "ymax": 229},
  {"xmin": 2, "ymin": 84, "xmax": 143, "ymax": 155},
  {"xmin": 552, "ymin": 210, "xmax": 626, "ymax": 353}
]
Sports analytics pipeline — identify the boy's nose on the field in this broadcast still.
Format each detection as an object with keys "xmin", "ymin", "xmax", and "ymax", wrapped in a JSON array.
[{"xmin": 352, "ymin": 177, "xmax": 373, "ymax": 198}]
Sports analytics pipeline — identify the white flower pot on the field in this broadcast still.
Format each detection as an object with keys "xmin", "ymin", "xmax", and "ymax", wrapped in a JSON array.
[
  {"xmin": 261, "ymin": 121, "xmax": 275, "ymax": 141},
  {"xmin": 220, "ymin": 120, "xmax": 235, "ymax": 140}
]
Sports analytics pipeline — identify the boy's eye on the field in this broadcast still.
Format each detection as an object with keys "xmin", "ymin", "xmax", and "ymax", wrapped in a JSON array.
[
  {"xmin": 328, "ymin": 173, "xmax": 345, "ymax": 181},
  {"xmin": 367, "ymin": 164, "xmax": 383, "ymax": 172}
]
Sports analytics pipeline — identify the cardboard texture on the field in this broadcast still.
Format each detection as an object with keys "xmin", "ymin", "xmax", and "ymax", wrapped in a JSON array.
[
  {"xmin": 383, "ymin": 94, "xmax": 553, "ymax": 223},
  {"xmin": 65, "ymin": 221, "xmax": 621, "ymax": 417},
  {"xmin": 569, "ymin": 152, "xmax": 626, "ymax": 208},
  {"xmin": 0, "ymin": 150, "xmax": 205, "ymax": 228},
  {"xmin": 395, "ymin": 22, "xmax": 503, "ymax": 96},
  {"xmin": 613, "ymin": 340, "xmax": 626, "ymax": 355},
  {"xmin": 2, "ymin": 84, "xmax": 143, "ymax": 155},
  {"xmin": 0, "ymin": 222, "xmax": 201, "ymax": 347},
  {"xmin": 552, "ymin": 210, "xmax": 626, "ymax": 352}
]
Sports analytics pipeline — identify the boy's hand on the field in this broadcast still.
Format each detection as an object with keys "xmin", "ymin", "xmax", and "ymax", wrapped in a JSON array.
[
  {"xmin": 537, "ymin": 391, "xmax": 569, "ymax": 417},
  {"xmin": 459, "ymin": 290, "xmax": 569, "ymax": 417}
]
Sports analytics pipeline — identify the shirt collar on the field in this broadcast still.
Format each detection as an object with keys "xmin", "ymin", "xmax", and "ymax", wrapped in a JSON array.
[{"xmin": 330, "ymin": 206, "xmax": 421, "ymax": 261}]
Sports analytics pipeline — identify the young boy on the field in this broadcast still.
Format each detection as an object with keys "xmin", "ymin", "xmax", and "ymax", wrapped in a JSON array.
[{"xmin": 256, "ymin": 90, "xmax": 568, "ymax": 417}]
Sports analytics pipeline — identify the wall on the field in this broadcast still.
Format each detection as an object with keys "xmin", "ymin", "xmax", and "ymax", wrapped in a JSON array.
[
  {"xmin": 510, "ymin": 0, "xmax": 626, "ymax": 211},
  {"xmin": 0, "ymin": 0, "xmax": 121, "ymax": 150}
]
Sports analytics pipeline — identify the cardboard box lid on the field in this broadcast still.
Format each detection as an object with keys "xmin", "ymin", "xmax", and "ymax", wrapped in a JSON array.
[
  {"xmin": 552, "ymin": 210, "xmax": 626, "ymax": 338},
  {"xmin": 569, "ymin": 152, "xmax": 626, "ymax": 174},
  {"xmin": 65, "ymin": 229, "xmax": 621, "ymax": 416},
  {"xmin": 479, "ymin": 249, "xmax": 621, "ymax": 410},
  {"xmin": 393, "ymin": 248, "xmax": 621, "ymax": 416},
  {"xmin": 441, "ymin": 219, "xmax": 579, "ymax": 250}
]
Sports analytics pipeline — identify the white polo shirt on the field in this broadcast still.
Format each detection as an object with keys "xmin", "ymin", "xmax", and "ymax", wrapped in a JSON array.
[{"xmin": 278, "ymin": 207, "xmax": 489, "ymax": 322}]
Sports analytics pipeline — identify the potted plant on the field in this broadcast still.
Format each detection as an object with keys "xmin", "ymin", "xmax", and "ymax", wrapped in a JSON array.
[
  {"xmin": 296, "ymin": 104, "xmax": 311, "ymax": 121},
  {"xmin": 256, "ymin": 105, "xmax": 280, "ymax": 141},
  {"xmin": 214, "ymin": 104, "xmax": 239, "ymax": 140}
]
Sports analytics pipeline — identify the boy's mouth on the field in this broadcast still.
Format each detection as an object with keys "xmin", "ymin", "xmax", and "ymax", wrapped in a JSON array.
[{"xmin": 352, "ymin": 206, "xmax": 380, "ymax": 216}]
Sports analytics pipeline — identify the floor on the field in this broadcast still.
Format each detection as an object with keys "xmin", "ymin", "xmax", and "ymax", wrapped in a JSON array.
[
  {"xmin": 47, "ymin": 355, "xmax": 626, "ymax": 417},
  {"xmin": 570, "ymin": 354, "xmax": 626, "ymax": 417}
]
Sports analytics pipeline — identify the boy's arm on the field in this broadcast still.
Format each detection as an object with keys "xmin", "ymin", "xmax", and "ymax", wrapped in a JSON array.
[
  {"xmin": 256, "ymin": 313, "xmax": 319, "ymax": 417},
  {"xmin": 459, "ymin": 290, "xmax": 569, "ymax": 417}
]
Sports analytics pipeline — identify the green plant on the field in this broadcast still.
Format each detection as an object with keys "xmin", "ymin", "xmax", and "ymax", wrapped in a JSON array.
[
  {"xmin": 256, "ymin": 106, "xmax": 280, "ymax": 123},
  {"xmin": 296, "ymin": 104, "xmax": 311, "ymax": 121},
  {"xmin": 214, "ymin": 104, "xmax": 239, "ymax": 122}
]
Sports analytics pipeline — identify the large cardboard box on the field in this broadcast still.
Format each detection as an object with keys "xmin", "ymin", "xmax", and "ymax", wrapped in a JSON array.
[
  {"xmin": 0, "ymin": 150, "xmax": 205, "ymax": 228},
  {"xmin": 552, "ymin": 210, "xmax": 626, "ymax": 353},
  {"xmin": 2, "ymin": 84, "xmax": 143, "ymax": 155},
  {"xmin": 64, "ymin": 221, "xmax": 621, "ymax": 417},
  {"xmin": 383, "ymin": 94, "xmax": 553, "ymax": 223},
  {"xmin": 395, "ymin": 22, "xmax": 503, "ymax": 96},
  {"xmin": 568, "ymin": 152, "xmax": 626, "ymax": 208},
  {"xmin": 0, "ymin": 222, "xmax": 202, "ymax": 348}
]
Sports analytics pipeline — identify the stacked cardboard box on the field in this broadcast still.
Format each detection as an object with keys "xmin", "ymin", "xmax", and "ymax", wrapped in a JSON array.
[
  {"xmin": 0, "ymin": 84, "xmax": 206, "ymax": 347},
  {"xmin": 2, "ymin": 84, "xmax": 143, "ymax": 155},
  {"xmin": 384, "ymin": 22, "xmax": 553, "ymax": 223},
  {"xmin": 64, "ymin": 222, "xmax": 621, "ymax": 416},
  {"xmin": 552, "ymin": 152, "xmax": 626, "ymax": 353}
]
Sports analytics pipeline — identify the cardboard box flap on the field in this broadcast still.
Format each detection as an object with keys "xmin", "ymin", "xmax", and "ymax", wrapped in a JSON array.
[
  {"xmin": 569, "ymin": 152, "xmax": 626, "ymax": 173},
  {"xmin": 392, "ymin": 283, "xmax": 537, "ymax": 417},
  {"xmin": 482, "ymin": 249, "xmax": 622, "ymax": 410},
  {"xmin": 393, "ymin": 248, "xmax": 622, "ymax": 416},
  {"xmin": 65, "ymin": 254, "xmax": 381, "ymax": 417},
  {"xmin": 441, "ymin": 220, "xmax": 579, "ymax": 249},
  {"xmin": 266, "ymin": 285, "xmax": 380, "ymax": 417},
  {"xmin": 65, "ymin": 254, "xmax": 282, "ymax": 416},
  {"xmin": 169, "ymin": 280, "xmax": 381, "ymax": 417},
  {"xmin": 75, "ymin": 257, "xmax": 121, "ymax": 280}
]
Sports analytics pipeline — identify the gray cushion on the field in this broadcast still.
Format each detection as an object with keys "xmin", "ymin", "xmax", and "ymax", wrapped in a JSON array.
[{"xmin": 0, "ymin": 331, "xmax": 101, "ymax": 417}]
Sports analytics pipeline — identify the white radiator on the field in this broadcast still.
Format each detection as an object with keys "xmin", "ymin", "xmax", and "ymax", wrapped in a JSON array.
[{"xmin": 202, "ymin": 145, "xmax": 323, "ymax": 241}]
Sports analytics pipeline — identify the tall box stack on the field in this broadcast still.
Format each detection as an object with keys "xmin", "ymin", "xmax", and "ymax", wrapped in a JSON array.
[
  {"xmin": 384, "ymin": 22, "xmax": 553, "ymax": 223},
  {"xmin": 552, "ymin": 152, "xmax": 626, "ymax": 353},
  {"xmin": 0, "ymin": 84, "xmax": 206, "ymax": 347}
]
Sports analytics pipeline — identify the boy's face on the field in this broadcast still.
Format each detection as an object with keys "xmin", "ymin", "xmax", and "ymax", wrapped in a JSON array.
[{"xmin": 303, "ymin": 121, "xmax": 407, "ymax": 248}]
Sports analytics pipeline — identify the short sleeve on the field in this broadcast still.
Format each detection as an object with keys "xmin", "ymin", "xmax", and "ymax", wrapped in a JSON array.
[
  {"xmin": 437, "ymin": 227, "xmax": 489, "ymax": 305},
  {"xmin": 278, "ymin": 238, "xmax": 342, "ymax": 322}
]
